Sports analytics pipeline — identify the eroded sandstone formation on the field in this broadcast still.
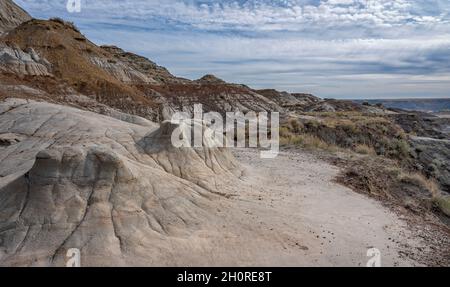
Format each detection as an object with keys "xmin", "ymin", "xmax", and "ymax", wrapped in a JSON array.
[{"xmin": 0, "ymin": 98, "xmax": 242, "ymax": 266}]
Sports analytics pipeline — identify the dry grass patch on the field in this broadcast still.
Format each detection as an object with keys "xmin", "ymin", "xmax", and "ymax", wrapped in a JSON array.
[
  {"xmin": 397, "ymin": 172, "xmax": 440, "ymax": 197},
  {"xmin": 280, "ymin": 123, "xmax": 337, "ymax": 151},
  {"xmin": 434, "ymin": 197, "xmax": 450, "ymax": 217},
  {"xmin": 354, "ymin": 144, "xmax": 377, "ymax": 155},
  {"xmin": 288, "ymin": 112, "xmax": 411, "ymax": 162}
]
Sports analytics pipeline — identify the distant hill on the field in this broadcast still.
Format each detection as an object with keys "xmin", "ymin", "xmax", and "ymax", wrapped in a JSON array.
[
  {"xmin": 354, "ymin": 98, "xmax": 450, "ymax": 113},
  {"xmin": 0, "ymin": 3, "xmax": 379, "ymax": 121},
  {"xmin": 0, "ymin": 0, "xmax": 31, "ymax": 35},
  {"xmin": 0, "ymin": 0, "xmax": 391, "ymax": 122}
]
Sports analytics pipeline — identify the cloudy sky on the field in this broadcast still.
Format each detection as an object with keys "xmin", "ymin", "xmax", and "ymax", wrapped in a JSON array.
[{"xmin": 16, "ymin": 0, "xmax": 450, "ymax": 99}]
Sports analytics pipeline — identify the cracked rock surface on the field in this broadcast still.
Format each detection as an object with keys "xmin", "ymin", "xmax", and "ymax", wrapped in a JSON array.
[
  {"xmin": 0, "ymin": 46, "xmax": 52, "ymax": 76},
  {"xmin": 0, "ymin": 98, "xmax": 242, "ymax": 266}
]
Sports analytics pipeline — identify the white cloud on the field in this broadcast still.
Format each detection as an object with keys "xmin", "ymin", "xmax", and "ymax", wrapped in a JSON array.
[{"xmin": 17, "ymin": 0, "xmax": 449, "ymax": 31}]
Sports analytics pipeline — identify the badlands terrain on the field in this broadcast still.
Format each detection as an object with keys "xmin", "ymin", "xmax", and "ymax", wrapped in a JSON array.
[
  {"xmin": 0, "ymin": 0, "xmax": 449, "ymax": 266},
  {"xmin": 0, "ymin": 98, "xmax": 445, "ymax": 267}
]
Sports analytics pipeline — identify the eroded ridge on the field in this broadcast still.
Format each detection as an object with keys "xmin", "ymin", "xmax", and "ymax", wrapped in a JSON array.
[{"xmin": 0, "ymin": 99, "xmax": 242, "ymax": 266}]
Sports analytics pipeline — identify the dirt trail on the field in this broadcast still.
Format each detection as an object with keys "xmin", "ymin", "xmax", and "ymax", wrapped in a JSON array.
[{"xmin": 214, "ymin": 148, "xmax": 422, "ymax": 267}]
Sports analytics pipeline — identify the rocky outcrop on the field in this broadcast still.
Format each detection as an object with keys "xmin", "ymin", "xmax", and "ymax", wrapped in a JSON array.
[
  {"xmin": 0, "ymin": 98, "xmax": 242, "ymax": 266},
  {"xmin": 0, "ymin": 46, "xmax": 52, "ymax": 76},
  {"xmin": 256, "ymin": 90, "xmax": 387, "ymax": 114},
  {"xmin": 308, "ymin": 99, "xmax": 381, "ymax": 113},
  {"xmin": 89, "ymin": 56, "xmax": 155, "ymax": 84},
  {"xmin": 151, "ymin": 84, "xmax": 284, "ymax": 120},
  {"xmin": 0, "ymin": 0, "xmax": 31, "ymax": 35},
  {"xmin": 391, "ymin": 113, "xmax": 450, "ymax": 140},
  {"xmin": 256, "ymin": 89, "xmax": 320, "ymax": 111},
  {"xmin": 100, "ymin": 45, "xmax": 188, "ymax": 84},
  {"xmin": 1, "ymin": 18, "xmax": 160, "ymax": 120},
  {"xmin": 195, "ymin": 74, "xmax": 226, "ymax": 85}
]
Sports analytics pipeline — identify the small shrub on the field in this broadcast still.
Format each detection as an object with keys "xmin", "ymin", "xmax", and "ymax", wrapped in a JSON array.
[
  {"xmin": 434, "ymin": 196, "xmax": 450, "ymax": 216},
  {"xmin": 49, "ymin": 17, "xmax": 65, "ymax": 24},
  {"xmin": 289, "ymin": 135, "xmax": 304, "ymax": 145},
  {"xmin": 49, "ymin": 17, "xmax": 80, "ymax": 32},
  {"xmin": 305, "ymin": 120, "xmax": 320, "ymax": 129},
  {"xmin": 354, "ymin": 144, "xmax": 376, "ymax": 155},
  {"xmin": 279, "ymin": 127, "xmax": 291, "ymax": 138},
  {"xmin": 300, "ymin": 134, "xmax": 334, "ymax": 151},
  {"xmin": 386, "ymin": 167, "xmax": 402, "ymax": 178},
  {"xmin": 288, "ymin": 119, "xmax": 303, "ymax": 133},
  {"xmin": 390, "ymin": 139, "xmax": 410, "ymax": 158},
  {"xmin": 279, "ymin": 136, "xmax": 291, "ymax": 146},
  {"xmin": 398, "ymin": 172, "xmax": 439, "ymax": 196}
]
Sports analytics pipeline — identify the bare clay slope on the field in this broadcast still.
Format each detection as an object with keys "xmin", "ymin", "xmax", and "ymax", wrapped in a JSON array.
[{"xmin": 0, "ymin": 17, "xmax": 284, "ymax": 120}]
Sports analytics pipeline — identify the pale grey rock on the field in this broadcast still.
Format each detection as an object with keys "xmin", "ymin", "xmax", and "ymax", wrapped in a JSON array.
[
  {"xmin": 256, "ymin": 89, "xmax": 321, "ymax": 111},
  {"xmin": 89, "ymin": 56, "xmax": 156, "ymax": 84},
  {"xmin": 0, "ymin": 99, "xmax": 242, "ymax": 266},
  {"xmin": 0, "ymin": 46, "xmax": 52, "ymax": 76},
  {"xmin": 0, "ymin": 84, "xmax": 46, "ymax": 97},
  {"xmin": 160, "ymin": 90, "xmax": 284, "ymax": 117},
  {"xmin": 0, "ymin": 132, "xmax": 24, "ymax": 146},
  {"xmin": 100, "ymin": 45, "xmax": 188, "ymax": 84},
  {"xmin": 310, "ymin": 102, "xmax": 336, "ymax": 112}
]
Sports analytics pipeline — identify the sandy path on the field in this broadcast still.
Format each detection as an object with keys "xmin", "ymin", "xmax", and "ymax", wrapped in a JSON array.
[{"xmin": 202, "ymin": 148, "xmax": 420, "ymax": 267}]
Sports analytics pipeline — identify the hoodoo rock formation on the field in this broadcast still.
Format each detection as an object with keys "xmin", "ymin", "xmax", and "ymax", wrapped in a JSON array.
[{"xmin": 0, "ymin": 99, "xmax": 242, "ymax": 266}]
